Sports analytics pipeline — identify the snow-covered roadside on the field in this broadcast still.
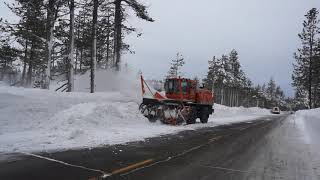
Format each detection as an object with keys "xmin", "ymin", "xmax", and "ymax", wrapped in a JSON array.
[
  {"xmin": 211, "ymin": 104, "xmax": 271, "ymax": 124},
  {"xmin": 293, "ymin": 108, "xmax": 320, "ymax": 145},
  {"xmin": 0, "ymin": 79, "xmax": 272, "ymax": 153}
]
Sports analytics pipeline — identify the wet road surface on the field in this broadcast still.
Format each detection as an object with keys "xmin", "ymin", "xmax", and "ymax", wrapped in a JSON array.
[{"xmin": 1, "ymin": 114, "xmax": 319, "ymax": 180}]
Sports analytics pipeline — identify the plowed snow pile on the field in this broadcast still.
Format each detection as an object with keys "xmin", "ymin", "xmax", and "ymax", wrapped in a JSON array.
[
  {"xmin": 293, "ymin": 108, "xmax": 320, "ymax": 143},
  {"xmin": 295, "ymin": 108, "xmax": 320, "ymax": 120},
  {"xmin": 0, "ymin": 71, "xmax": 271, "ymax": 153}
]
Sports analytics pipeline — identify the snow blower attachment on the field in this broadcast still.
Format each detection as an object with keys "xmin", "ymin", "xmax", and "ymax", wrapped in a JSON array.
[{"xmin": 139, "ymin": 75, "xmax": 215, "ymax": 125}]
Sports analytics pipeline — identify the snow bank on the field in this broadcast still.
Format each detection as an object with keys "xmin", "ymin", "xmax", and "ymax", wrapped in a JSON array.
[
  {"xmin": 295, "ymin": 108, "xmax": 320, "ymax": 120},
  {"xmin": 210, "ymin": 104, "xmax": 272, "ymax": 125},
  {"xmin": 0, "ymin": 75, "xmax": 272, "ymax": 153},
  {"xmin": 293, "ymin": 108, "xmax": 320, "ymax": 144}
]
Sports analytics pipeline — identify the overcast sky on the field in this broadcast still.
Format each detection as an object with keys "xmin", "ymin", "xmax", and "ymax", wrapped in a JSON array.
[
  {"xmin": 124, "ymin": 0, "xmax": 320, "ymax": 97},
  {"xmin": 1, "ymin": 0, "xmax": 319, "ymax": 96}
]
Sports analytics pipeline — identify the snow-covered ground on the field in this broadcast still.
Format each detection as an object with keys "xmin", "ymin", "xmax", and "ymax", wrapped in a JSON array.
[
  {"xmin": 293, "ymin": 108, "xmax": 320, "ymax": 147},
  {"xmin": 0, "ymin": 71, "xmax": 272, "ymax": 153},
  {"xmin": 242, "ymin": 110, "xmax": 320, "ymax": 180}
]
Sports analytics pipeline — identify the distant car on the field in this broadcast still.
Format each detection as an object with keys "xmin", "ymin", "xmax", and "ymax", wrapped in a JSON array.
[{"xmin": 271, "ymin": 107, "xmax": 280, "ymax": 114}]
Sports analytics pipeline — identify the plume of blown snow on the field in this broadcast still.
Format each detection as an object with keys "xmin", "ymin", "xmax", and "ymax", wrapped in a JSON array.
[{"xmin": 52, "ymin": 68, "xmax": 142, "ymax": 102}]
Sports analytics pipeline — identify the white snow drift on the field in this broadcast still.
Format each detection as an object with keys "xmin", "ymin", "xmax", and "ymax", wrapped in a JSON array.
[
  {"xmin": 293, "ymin": 108, "xmax": 320, "ymax": 144},
  {"xmin": 0, "ymin": 71, "xmax": 272, "ymax": 153}
]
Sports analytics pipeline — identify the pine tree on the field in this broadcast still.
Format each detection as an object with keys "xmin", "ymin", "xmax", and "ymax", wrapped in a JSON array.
[
  {"xmin": 67, "ymin": 0, "xmax": 75, "ymax": 92},
  {"xmin": 266, "ymin": 77, "xmax": 276, "ymax": 102},
  {"xmin": 113, "ymin": 0, "xmax": 153, "ymax": 70},
  {"xmin": 275, "ymin": 86, "xmax": 284, "ymax": 105},
  {"xmin": 292, "ymin": 8, "xmax": 320, "ymax": 108},
  {"xmin": 97, "ymin": 2, "xmax": 114, "ymax": 69},
  {"xmin": 74, "ymin": 5, "xmax": 92, "ymax": 73},
  {"xmin": 204, "ymin": 56, "xmax": 219, "ymax": 88},
  {"xmin": 6, "ymin": 0, "xmax": 46, "ymax": 87},
  {"xmin": 167, "ymin": 52, "xmax": 185, "ymax": 78},
  {"xmin": 0, "ymin": 39, "xmax": 18, "ymax": 81},
  {"xmin": 228, "ymin": 49, "xmax": 240, "ymax": 86},
  {"xmin": 204, "ymin": 55, "xmax": 229, "ymax": 88}
]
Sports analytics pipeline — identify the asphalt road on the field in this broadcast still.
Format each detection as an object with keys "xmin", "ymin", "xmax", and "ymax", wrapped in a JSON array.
[{"xmin": 1, "ymin": 114, "xmax": 318, "ymax": 180}]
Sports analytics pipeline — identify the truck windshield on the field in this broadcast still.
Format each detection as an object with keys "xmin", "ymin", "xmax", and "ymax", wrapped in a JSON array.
[
  {"xmin": 165, "ymin": 79, "xmax": 188, "ymax": 94},
  {"xmin": 165, "ymin": 79, "xmax": 181, "ymax": 93},
  {"xmin": 181, "ymin": 81, "xmax": 188, "ymax": 94}
]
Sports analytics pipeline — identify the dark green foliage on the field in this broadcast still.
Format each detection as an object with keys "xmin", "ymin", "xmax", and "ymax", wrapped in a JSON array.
[
  {"xmin": 1, "ymin": 0, "xmax": 153, "ymax": 90},
  {"xmin": 0, "ymin": 39, "xmax": 19, "ymax": 81},
  {"xmin": 204, "ymin": 50, "xmax": 288, "ymax": 109},
  {"xmin": 292, "ymin": 8, "xmax": 320, "ymax": 109}
]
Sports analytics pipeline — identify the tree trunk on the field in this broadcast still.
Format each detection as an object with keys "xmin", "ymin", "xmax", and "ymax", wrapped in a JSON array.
[
  {"xmin": 26, "ymin": 58, "xmax": 32, "ymax": 87},
  {"xmin": 0, "ymin": 61, "xmax": 7, "ymax": 81},
  {"xmin": 26, "ymin": 41, "xmax": 34, "ymax": 87},
  {"xmin": 221, "ymin": 87, "xmax": 224, "ymax": 105},
  {"xmin": 21, "ymin": 40, "xmax": 28, "ymax": 86},
  {"xmin": 80, "ymin": 48, "xmax": 83, "ymax": 72},
  {"xmin": 90, "ymin": 0, "xmax": 98, "ymax": 93},
  {"xmin": 43, "ymin": 0, "xmax": 55, "ymax": 89},
  {"xmin": 236, "ymin": 91, "xmax": 239, "ymax": 107},
  {"xmin": 75, "ymin": 26, "xmax": 80, "ymax": 73},
  {"xmin": 75, "ymin": 49, "xmax": 78, "ymax": 73},
  {"xmin": 308, "ymin": 25, "xmax": 315, "ymax": 109},
  {"xmin": 309, "ymin": 52, "xmax": 313, "ymax": 109},
  {"xmin": 113, "ymin": 0, "xmax": 122, "ymax": 70},
  {"xmin": 106, "ymin": 14, "xmax": 110, "ymax": 68},
  {"xmin": 67, "ymin": 0, "xmax": 75, "ymax": 92}
]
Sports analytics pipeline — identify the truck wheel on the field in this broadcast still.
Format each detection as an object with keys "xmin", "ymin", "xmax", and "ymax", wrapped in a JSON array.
[
  {"xmin": 147, "ymin": 105, "xmax": 158, "ymax": 123},
  {"xmin": 148, "ymin": 115, "xmax": 158, "ymax": 123},
  {"xmin": 200, "ymin": 107, "xmax": 209, "ymax": 123},
  {"xmin": 186, "ymin": 107, "xmax": 197, "ymax": 124}
]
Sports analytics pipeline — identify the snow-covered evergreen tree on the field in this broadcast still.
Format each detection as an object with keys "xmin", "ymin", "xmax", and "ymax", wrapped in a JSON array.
[
  {"xmin": 0, "ymin": 38, "xmax": 18, "ymax": 81},
  {"xmin": 292, "ymin": 8, "xmax": 320, "ymax": 108},
  {"xmin": 167, "ymin": 52, "xmax": 185, "ymax": 78}
]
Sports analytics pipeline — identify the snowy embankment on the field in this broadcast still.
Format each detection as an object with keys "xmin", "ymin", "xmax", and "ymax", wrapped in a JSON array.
[
  {"xmin": 294, "ymin": 108, "xmax": 320, "ymax": 120},
  {"xmin": 0, "ymin": 71, "xmax": 271, "ymax": 153},
  {"xmin": 293, "ymin": 108, "xmax": 320, "ymax": 144}
]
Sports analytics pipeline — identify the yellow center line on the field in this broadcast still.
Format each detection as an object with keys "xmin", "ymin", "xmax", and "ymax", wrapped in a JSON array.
[
  {"xmin": 88, "ymin": 135, "xmax": 226, "ymax": 179},
  {"xmin": 209, "ymin": 135, "xmax": 222, "ymax": 142},
  {"xmin": 110, "ymin": 159, "xmax": 154, "ymax": 175},
  {"xmin": 88, "ymin": 159, "xmax": 154, "ymax": 180}
]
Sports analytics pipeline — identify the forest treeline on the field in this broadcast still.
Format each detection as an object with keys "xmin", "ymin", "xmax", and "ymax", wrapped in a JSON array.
[{"xmin": 0, "ymin": 0, "xmax": 153, "ymax": 92}]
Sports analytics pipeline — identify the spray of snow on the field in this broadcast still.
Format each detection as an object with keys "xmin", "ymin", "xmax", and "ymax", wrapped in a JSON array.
[{"xmin": 51, "ymin": 68, "xmax": 142, "ymax": 102}]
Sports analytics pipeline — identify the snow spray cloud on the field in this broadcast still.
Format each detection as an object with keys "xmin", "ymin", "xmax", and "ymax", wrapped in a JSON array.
[{"xmin": 73, "ymin": 68, "xmax": 142, "ymax": 100}]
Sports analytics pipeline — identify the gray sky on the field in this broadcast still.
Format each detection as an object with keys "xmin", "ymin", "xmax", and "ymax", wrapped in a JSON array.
[
  {"xmin": 1, "ymin": 0, "xmax": 319, "ymax": 96},
  {"xmin": 124, "ymin": 0, "xmax": 320, "ymax": 97}
]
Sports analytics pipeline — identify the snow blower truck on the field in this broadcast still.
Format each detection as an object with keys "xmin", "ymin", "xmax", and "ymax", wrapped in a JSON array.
[{"xmin": 139, "ymin": 76, "xmax": 214, "ymax": 125}]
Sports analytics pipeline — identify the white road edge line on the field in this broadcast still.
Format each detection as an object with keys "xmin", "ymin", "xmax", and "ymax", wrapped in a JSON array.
[{"xmin": 19, "ymin": 151, "xmax": 109, "ymax": 177}]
